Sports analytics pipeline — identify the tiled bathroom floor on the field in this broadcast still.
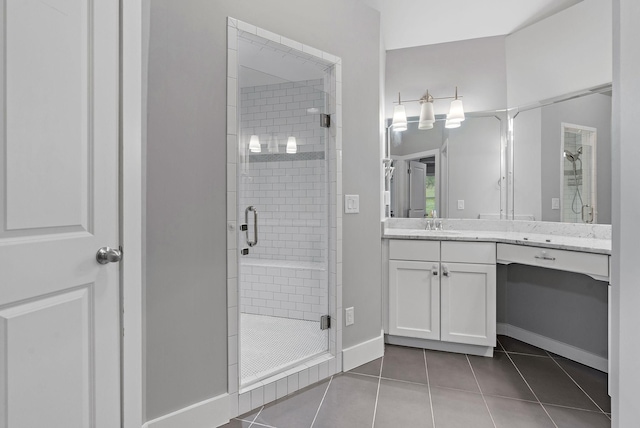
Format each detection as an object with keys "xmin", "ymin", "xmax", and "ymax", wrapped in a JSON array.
[{"xmin": 223, "ymin": 336, "xmax": 610, "ymax": 428}]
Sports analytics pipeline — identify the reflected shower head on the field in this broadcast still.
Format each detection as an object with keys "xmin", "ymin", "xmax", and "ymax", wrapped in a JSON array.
[{"xmin": 564, "ymin": 147, "xmax": 583, "ymax": 162}]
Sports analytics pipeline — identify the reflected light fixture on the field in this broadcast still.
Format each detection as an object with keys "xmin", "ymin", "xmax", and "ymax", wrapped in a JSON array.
[
  {"xmin": 286, "ymin": 136, "xmax": 297, "ymax": 154},
  {"xmin": 445, "ymin": 119, "xmax": 461, "ymax": 129},
  {"xmin": 391, "ymin": 92, "xmax": 408, "ymax": 132},
  {"xmin": 249, "ymin": 134, "xmax": 261, "ymax": 153},
  {"xmin": 418, "ymin": 91, "xmax": 435, "ymax": 130},
  {"xmin": 267, "ymin": 134, "xmax": 279, "ymax": 153}
]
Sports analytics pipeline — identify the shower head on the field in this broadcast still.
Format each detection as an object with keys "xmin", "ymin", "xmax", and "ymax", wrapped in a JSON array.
[{"xmin": 564, "ymin": 147, "xmax": 583, "ymax": 162}]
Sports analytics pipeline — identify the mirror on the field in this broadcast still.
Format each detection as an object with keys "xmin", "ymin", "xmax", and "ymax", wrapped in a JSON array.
[
  {"xmin": 388, "ymin": 113, "xmax": 505, "ymax": 219},
  {"xmin": 511, "ymin": 89, "xmax": 612, "ymax": 224}
]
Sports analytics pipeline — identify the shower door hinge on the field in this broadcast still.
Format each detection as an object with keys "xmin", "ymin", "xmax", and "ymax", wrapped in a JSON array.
[
  {"xmin": 320, "ymin": 114, "xmax": 331, "ymax": 128},
  {"xmin": 320, "ymin": 315, "xmax": 331, "ymax": 330},
  {"xmin": 240, "ymin": 224, "xmax": 248, "ymax": 231}
]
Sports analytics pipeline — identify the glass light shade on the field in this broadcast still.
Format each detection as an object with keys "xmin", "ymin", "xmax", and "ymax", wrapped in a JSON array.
[
  {"xmin": 418, "ymin": 101, "xmax": 435, "ymax": 130},
  {"xmin": 445, "ymin": 119, "xmax": 461, "ymax": 129},
  {"xmin": 391, "ymin": 104, "xmax": 407, "ymax": 132},
  {"xmin": 286, "ymin": 136, "xmax": 297, "ymax": 154},
  {"xmin": 447, "ymin": 99, "xmax": 465, "ymax": 122},
  {"xmin": 249, "ymin": 135, "xmax": 261, "ymax": 153},
  {"xmin": 267, "ymin": 137, "xmax": 279, "ymax": 153}
]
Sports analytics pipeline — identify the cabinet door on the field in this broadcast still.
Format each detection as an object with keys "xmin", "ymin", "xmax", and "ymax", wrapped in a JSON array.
[
  {"xmin": 441, "ymin": 263, "xmax": 496, "ymax": 346},
  {"xmin": 389, "ymin": 260, "xmax": 440, "ymax": 340}
]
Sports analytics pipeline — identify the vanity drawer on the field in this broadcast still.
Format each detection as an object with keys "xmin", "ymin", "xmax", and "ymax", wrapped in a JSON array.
[
  {"xmin": 389, "ymin": 240, "xmax": 440, "ymax": 261},
  {"xmin": 441, "ymin": 241, "xmax": 496, "ymax": 264},
  {"xmin": 497, "ymin": 243, "xmax": 609, "ymax": 280}
]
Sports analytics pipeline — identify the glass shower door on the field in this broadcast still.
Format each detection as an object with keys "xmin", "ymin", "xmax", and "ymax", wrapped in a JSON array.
[{"xmin": 236, "ymin": 52, "xmax": 330, "ymax": 386}]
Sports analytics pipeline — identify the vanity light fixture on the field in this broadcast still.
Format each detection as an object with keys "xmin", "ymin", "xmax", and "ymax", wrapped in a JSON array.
[
  {"xmin": 286, "ymin": 136, "xmax": 297, "ymax": 154},
  {"xmin": 249, "ymin": 134, "xmax": 261, "ymax": 153},
  {"xmin": 418, "ymin": 91, "xmax": 435, "ymax": 130},
  {"xmin": 393, "ymin": 87, "xmax": 465, "ymax": 131},
  {"xmin": 391, "ymin": 92, "xmax": 408, "ymax": 132}
]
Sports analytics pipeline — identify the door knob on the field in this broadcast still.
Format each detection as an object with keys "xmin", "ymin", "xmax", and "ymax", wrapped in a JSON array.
[{"xmin": 96, "ymin": 246, "xmax": 123, "ymax": 264}]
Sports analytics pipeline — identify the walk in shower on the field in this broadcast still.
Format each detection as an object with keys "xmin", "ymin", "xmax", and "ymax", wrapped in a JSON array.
[{"xmin": 234, "ymin": 28, "xmax": 335, "ymax": 387}]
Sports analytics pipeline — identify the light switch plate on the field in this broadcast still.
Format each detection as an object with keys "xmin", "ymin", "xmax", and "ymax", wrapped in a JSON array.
[
  {"xmin": 344, "ymin": 195, "xmax": 359, "ymax": 214},
  {"xmin": 552, "ymin": 198, "xmax": 560, "ymax": 210},
  {"xmin": 457, "ymin": 200, "xmax": 465, "ymax": 210},
  {"xmin": 345, "ymin": 307, "xmax": 354, "ymax": 326}
]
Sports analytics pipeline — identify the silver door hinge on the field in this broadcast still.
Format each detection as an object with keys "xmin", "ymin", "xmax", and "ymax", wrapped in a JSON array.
[
  {"xmin": 320, "ymin": 315, "xmax": 331, "ymax": 330},
  {"xmin": 320, "ymin": 114, "xmax": 331, "ymax": 128}
]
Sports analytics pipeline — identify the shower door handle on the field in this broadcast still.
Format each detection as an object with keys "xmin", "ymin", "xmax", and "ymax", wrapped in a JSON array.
[{"xmin": 245, "ymin": 206, "xmax": 258, "ymax": 247}]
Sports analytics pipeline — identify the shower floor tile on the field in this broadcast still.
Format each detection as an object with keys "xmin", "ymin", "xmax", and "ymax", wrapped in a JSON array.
[{"xmin": 240, "ymin": 313, "xmax": 328, "ymax": 384}]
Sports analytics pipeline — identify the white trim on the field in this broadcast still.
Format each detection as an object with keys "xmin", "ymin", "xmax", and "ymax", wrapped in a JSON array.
[
  {"xmin": 342, "ymin": 330, "xmax": 385, "ymax": 371},
  {"xmin": 497, "ymin": 323, "xmax": 608, "ymax": 372},
  {"xmin": 142, "ymin": 394, "xmax": 229, "ymax": 428},
  {"xmin": 385, "ymin": 335, "xmax": 494, "ymax": 357},
  {"xmin": 121, "ymin": 1, "xmax": 144, "ymax": 427}
]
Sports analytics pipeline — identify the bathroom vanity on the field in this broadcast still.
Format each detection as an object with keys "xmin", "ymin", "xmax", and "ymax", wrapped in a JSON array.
[{"xmin": 382, "ymin": 218, "xmax": 612, "ymax": 373}]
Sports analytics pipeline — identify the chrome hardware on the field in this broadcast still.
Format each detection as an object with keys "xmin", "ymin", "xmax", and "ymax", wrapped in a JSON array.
[
  {"xmin": 582, "ymin": 204, "xmax": 594, "ymax": 223},
  {"xmin": 534, "ymin": 251, "xmax": 556, "ymax": 261},
  {"xmin": 240, "ymin": 224, "xmax": 248, "ymax": 231},
  {"xmin": 241, "ymin": 248, "xmax": 249, "ymax": 256},
  {"xmin": 432, "ymin": 264, "xmax": 439, "ymax": 276},
  {"xmin": 320, "ymin": 114, "xmax": 331, "ymax": 128},
  {"xmin": 96, "ymin": 246, "xmax": 123, "ymax": 264},
  {"xmin": 320, "ymin": 315, "xmax": 331, "ymax": 330},
  {"xmin": 245, "ymin": 206, "xmax": 258, "ymax": 247},
  {"xmin": 442, "ymin": 265, "xmax": 449, "ymax": 277}
]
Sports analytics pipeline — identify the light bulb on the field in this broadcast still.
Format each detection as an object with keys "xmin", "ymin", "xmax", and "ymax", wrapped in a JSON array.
[
  {"xmin": 249, "ymin": 135, "xmax": 261, "ymax": 153},
  {"xmin": 391, "ymin": 104, "xmax": 407, "ymax": 132},
  {"xmin": 445, "ymin": 119, "xmax": 461, "ymax": 129},
  {"xmin": 418, "ymin": 101, "xmax": 435, "ymax": 130},
  {"xmin": 447, "ymin": 99, "xmax": 465, "ymax": 122},
  {"xmin": 286, "ymin": 136, "xmax": 297, "ymax": 154}
]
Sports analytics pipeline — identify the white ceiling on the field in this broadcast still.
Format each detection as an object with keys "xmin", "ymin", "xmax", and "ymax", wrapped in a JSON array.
[{"xmin": 364, "ymin": 0, "xmax": 582, "ymax": 50}]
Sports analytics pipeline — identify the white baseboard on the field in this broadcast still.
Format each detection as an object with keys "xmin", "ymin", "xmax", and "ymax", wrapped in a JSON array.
[
  {"xmin": 497, "ymin": 323, "xmax": 608, "ymax": 372},
  {"xmin": 386, "ymin": 335, "xmax": 494, "ymax": 357},
  {"xmin": 143, "ymin": 393, "xmax": 229, "ymax": 428},
  {"xmin": 342, "ymin": 330, "xmax": 384, "ymax": 372}
]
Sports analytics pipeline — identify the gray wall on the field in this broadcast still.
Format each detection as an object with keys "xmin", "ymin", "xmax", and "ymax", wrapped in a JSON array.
[
  {"xmin": 497, "ymin": 264, "xmax": 608, "ymax": 358},
  {"xmin": 446, "ymin": 116, "xmax": 502, "ymax": 219},
  {"xmin": 144, "ymin": 0, "xmax": 382, "ymax": 421},
  {"xmin": 540, "ymin": 94, "xmax": 612, "ymax": 223}
]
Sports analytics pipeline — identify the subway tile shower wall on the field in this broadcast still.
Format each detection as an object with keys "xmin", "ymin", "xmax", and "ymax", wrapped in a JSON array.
[
  {"xmin": 239, "ymin": 79, "xmax": 329, "ymax": 318},
  {"xmin": 239, "ymin": 79, "xmax": 328, "ymax": 264}
]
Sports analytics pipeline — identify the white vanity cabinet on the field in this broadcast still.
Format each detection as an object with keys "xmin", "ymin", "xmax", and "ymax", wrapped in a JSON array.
[
  {"xmin": 440, "ymin": 242, "xmax": 497, "ymax": 347},
  {"xmin": 388, "ymin": 241, "xmax": 440, "ymax": 340},
  {"xmin": 388, "ymin": 240, "xmax": 497, "ymax": 348}
]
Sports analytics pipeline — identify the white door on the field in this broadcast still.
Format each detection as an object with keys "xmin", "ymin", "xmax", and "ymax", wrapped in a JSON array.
[
  {"xmin": 0, "ymin": 1, "xmax": 121, "ymax": 427},
  {"xmin": 389, "ymin": 260, "xmax": 440, "ymax": 340},
  {"xmin": 408, "ymin": 161, "xmax": 426, "ymax": 218},
  {"xmin": 440, "ymin": 263, "xmax": 496, "ymax": 347}
]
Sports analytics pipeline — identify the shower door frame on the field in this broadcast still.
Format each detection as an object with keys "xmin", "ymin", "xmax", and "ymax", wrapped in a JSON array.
[{"xmin": 225, "ymin": 17, "xmax": 343, "ymax": 418}]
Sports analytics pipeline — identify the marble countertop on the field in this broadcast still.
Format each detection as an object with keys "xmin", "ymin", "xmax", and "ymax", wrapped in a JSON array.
[{"xmin": 382, "ymin": 221, "xmax": 611, "ymax": 255}]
